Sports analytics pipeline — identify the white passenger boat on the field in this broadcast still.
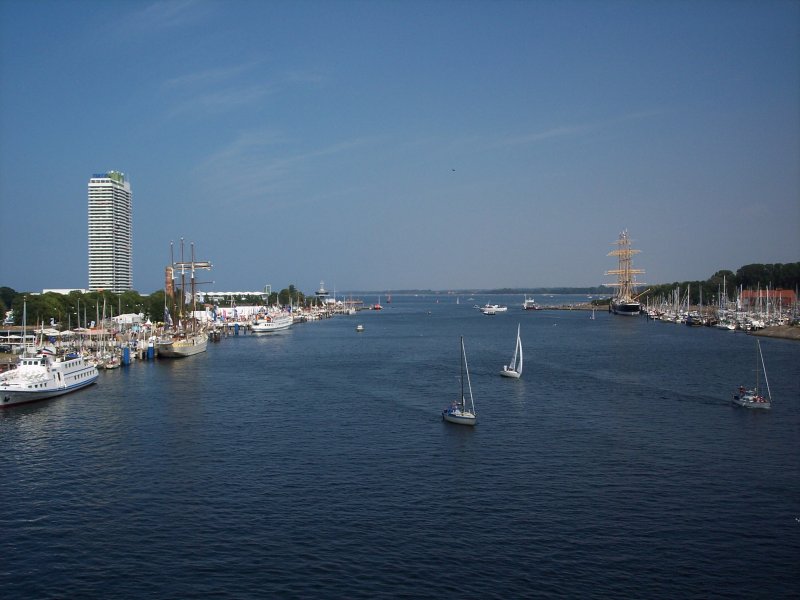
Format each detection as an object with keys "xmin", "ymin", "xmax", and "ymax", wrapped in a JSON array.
[
  {"xmin": 480, "ymin": 303, "xmax": 508, "ymax": 315},
  {"xmin": 250, "ymin": 313, "xmax": 293, "ymax": 332},
  {"xmin": 1, "ymin": 347, "xmax": 99, "ymax": 408}
]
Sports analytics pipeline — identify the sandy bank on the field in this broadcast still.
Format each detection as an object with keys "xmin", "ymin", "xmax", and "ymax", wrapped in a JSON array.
[{"xmin": 752, "ymin": 325, "xmax": 800, "ymax": 341}]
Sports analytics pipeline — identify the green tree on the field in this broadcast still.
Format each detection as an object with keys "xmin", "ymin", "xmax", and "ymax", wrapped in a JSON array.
[
  {"xmin": 0, "ymin": 286, "xmax": 15, "ymax": 312},
  {"xmin": 147, "ymin": 290, "xmax": 166, "ymax": 322}
]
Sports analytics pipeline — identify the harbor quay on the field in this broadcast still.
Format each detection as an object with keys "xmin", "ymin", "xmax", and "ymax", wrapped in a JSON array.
[
  {"xmin": 0, "ymin": 298, "xmax": 374, "ymax": 371},
  {"xmin": 1, "ymin": 293, "xmax": 798, "ymax": 374}
]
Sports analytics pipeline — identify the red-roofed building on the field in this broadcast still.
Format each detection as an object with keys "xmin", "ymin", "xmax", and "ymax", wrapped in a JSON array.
[{"xmin": 740, "ymin": 289, "xmax": 796, "ymax": 308}]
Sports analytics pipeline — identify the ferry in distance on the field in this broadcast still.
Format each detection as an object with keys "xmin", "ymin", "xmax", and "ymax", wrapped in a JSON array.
[
  {"xmin": 480, "ymin": 303, "xmax": 508, "ymax": 315},
  {"xmin": 522, "ymin": 295, "xmax": 539, "ymax": 310}
]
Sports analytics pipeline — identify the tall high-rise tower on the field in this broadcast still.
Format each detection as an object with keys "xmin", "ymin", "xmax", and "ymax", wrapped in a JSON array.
[{"xmin": 88, "ymin": 171, "xmax": 132, "ymax": 293}]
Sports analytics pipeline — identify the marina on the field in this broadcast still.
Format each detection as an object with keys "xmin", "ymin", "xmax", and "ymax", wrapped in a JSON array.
[{"xmin": 1, "ymin": 295, "xmax": 798, "ymax": 597}]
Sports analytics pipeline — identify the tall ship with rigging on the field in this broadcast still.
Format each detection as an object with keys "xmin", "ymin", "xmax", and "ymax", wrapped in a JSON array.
[
  {"xmin": 606, "ymin": 230, "xmax": 646, "ymax": 316},
  {"xmin": 157, "ymin": 239, "xmax": 213, "ymax": 358}
]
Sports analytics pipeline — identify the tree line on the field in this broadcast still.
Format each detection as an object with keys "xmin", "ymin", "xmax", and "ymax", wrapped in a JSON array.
[
  {"xmin": 638, "ymin": 262, "xmax": 800, "ymax": 306},
  {"xmin": 0, "ymin": 285, "xmax": 311, "ymax": 327}
]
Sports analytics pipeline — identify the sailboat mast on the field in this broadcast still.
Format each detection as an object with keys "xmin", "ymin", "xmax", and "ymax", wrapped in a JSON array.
[
  {"xmin": 190, "ymin": 242, "xmax": 197, "ymax": 334},
  {"xmin": 463, "ymin": 337, "xmax": 474, "ymax": 413},
  {"xmin": 758, "ymin": 340, "xmax": 772, "ymax": 401},
  {"xmin": 755, "ymin": 340, "xmax": 760, "ymax": 395},
  {"xmin": 460, "ymin": 335, "xmax": 464, "ymax": 407},
  {"xmin": 22, "ymin": 299, "xmax": 27, "ymax": 357},
  {"xmin": 180, "ymin": 238, "xmax": 186, "ymax": 327}
]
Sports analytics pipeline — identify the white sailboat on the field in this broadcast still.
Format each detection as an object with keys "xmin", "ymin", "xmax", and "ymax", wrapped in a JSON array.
[
  {"xmin": 732, "ymin": 339, "xmax": 772, "ymax": 410},
  {"xmin": 442, "ymin": 336, "xmax": 477, "ymax": 426},
  {"xmin": 500, "ymin": 324, "xmax": 523, "ymax": 379}
]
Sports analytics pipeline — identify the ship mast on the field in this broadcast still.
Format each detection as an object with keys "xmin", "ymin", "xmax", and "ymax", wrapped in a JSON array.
[
  {"xmin": 172, "ymin": 240, "xmax": 212, "ymax": 334},
  {"xmin": 606, "ymin": 230, "xmax": 645, "ymax": 301}
]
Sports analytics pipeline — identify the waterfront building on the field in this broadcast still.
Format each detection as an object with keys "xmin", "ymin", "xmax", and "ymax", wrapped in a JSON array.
[
  {"xmin": 740, "ymin": 289, "xmax": 796, "ymax": 310},
  {"xmin": 88, "ymin": 171, "xmax": 132, "ymax": 293}
]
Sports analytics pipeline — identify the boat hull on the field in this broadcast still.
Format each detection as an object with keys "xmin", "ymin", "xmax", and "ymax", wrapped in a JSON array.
[
  {"xmin": 1, "ymin": 376, "xmax": 98, "ymax": 408},
  {"xmin": 481, "ymin": 304, "xmax": 507, "ymax": 315},
  {"xmin": 500, "ymin": 369, "xmax": 521, "ymax": 379},
  {"xmin": 250, "ymin": 316, "xmax": 293, "ymax": 332},
  {"xmin": 732, "ymin": 393, "xmax": 771, "ymax": 410},
  {"xmin": 611, "ymin": 300, "xmax": 641, "ymax": 316},
  {"xmin": 442, "ymin": 408, "xmax": 477, "ymax": 426},
  {"xmin": 157, "ymin": 335, "xmax": 208, "ymax": 358}
]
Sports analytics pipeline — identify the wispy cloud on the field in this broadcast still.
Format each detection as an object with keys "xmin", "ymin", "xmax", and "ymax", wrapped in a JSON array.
[
  {"xmin": 196, "ymin": 132, "xmax": 375, "ymax": 203},
  {"xmin": 131, "ymin": 0, "xmax": 210, "ymax": 30},
  {"xmin": 167, "ymin": 84, "xmax": 276, "ymax": 117},
  {"xmin": 162, "ymin": 62, "xmax": 328, "ymax": 118},
  {"xmin": 164, "ymin": 62, "xmax": 264, "ymax": 89},
  {"xmin": 285, "ymin": 69, "xmax": 330, "ymax": 86},
  {"xmin": 489, "ymin": 109, "xmax": 666, "ymax": 149},
  {"xmin": 490, "ymin": 125, "xmax": 592, "ymax": 148}
]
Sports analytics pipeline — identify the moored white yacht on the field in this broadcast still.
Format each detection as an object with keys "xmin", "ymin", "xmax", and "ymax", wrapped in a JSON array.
[{"xmin": 250, "ymin": 312, "xmax": 293, "ymax": 332}]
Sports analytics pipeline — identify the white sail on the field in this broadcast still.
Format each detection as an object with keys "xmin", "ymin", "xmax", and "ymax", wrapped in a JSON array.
[{"xmin": 501, "ymin": 324, "xmax": 523, "ymax": 378}]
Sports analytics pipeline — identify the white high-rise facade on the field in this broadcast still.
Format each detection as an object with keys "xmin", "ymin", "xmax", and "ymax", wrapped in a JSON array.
[{"xmin": 88, "ymin": 171, "xmax": 132, "ymax": 293}]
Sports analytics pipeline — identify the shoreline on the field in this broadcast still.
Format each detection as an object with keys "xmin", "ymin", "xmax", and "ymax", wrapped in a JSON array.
[{"xmin": 751, "ymin": 325, "xmax": 800, "ymax": 341}]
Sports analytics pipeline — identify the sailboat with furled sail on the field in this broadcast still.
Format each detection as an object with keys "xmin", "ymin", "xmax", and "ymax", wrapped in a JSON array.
[
  {"xmin": 606, "ymin": 230, "xmax": 646, "ymax": 316},
  {"xmin": 442, "ymin": 336, "xmax": 477, "ymax": 426},
  {"xmin": 157, "ymin": 239, "xmax": 212, "ymax": 358},
  {"xmin": 732, "ymin": 339, "xmax": 772, "ymax": 410}
]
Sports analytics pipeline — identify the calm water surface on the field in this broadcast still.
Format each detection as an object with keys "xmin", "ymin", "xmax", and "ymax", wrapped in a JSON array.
[{"xmin": 2, "ymin": 295, "xmax": 799, "ymax": 598}]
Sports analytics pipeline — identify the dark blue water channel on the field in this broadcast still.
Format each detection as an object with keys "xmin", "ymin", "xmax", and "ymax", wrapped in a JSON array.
[{"xmin": 2, "ymin": 295, "xmax": 799, "ymax": 598}]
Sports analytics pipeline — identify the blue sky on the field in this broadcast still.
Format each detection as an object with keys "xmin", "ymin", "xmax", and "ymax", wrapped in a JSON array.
[{"xmin": 1, "ymin": 0, "xmax": 798, "ymax": 295}]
